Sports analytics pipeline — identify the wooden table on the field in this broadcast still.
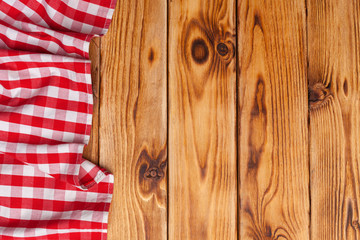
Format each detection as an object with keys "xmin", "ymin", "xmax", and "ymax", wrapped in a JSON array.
[{"xmin": 83, "ymin": 0, "xmax": 360, "ymax": 239}]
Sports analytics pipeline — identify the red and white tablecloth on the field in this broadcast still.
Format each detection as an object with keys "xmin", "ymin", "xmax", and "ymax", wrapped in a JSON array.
[{"xmin": 0, "ymin": 0, "xmax": 117, "ymax": 239}]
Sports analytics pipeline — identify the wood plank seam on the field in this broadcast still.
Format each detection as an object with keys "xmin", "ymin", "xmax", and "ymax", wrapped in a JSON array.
[
  {"xmin": 236, "ymin": 0, "xmax": 241, "ymax": 239},
  {"xmin": 166, "ymin": 0, "xmax": 170, "ymax": 239}
]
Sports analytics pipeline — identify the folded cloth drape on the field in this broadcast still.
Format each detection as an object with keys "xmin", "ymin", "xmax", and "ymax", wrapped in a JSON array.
[{"xmin": 0, "ymin": 1, "xmax": 117, "ymax": 239}]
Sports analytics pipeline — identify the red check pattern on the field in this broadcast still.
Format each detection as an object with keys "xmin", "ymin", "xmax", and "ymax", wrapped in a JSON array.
[{"xmin": 0, "ymin": 0, "xmax": 117, "ymax": 239}]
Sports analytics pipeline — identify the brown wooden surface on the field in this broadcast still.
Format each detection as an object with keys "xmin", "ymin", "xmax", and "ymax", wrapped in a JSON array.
[
  {"xmin": 82, "ymin": 0, "xmax": 360, "ymax": 239},
  {"xmin": 98, "ymin": 0, "xmax": 168, "ymax": 239},
  {"xmin": 168, "ymin": 0, "xmax": 237, "ymax": 239},
  {"xmin": 308, "ymin": 0, "xmax": 360, "ymax": 239},
  {"xmin": 238, "ymin": 0, "xmax": 309, "ymax": 239},
  {"xmin": 83, "ymin": 37, "xmax": 101, "ymax": 165}
]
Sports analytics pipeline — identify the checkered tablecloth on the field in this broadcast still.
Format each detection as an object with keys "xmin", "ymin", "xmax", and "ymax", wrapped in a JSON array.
[{"xmin": 0, "ymin": 0, "xmax": 117, "ymax": 239}]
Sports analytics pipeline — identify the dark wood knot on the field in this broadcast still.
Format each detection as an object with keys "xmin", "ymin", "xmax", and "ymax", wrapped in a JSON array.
[
  {"xmin": 217, "ymin": 43, "xmax": 228, "ymax": 56},
  {"xmin": 148, "ymin": 48, "xmax": 155, "ymax": 63},
  {"xmin": 191, "ymin": 38, "xmax": 209, "ymax": 64},
  {"xmin": 215, "ymin": 41, "xmax": 235, "ymax": 63},
  {"xmin": 352, "ymin": 220, "xmax": 360, "ymax": 230},
  {"xmin": 144, "ymin": 167, "xmax": 164, "ymax": 180},
  {"xmin": 343, "ymin": 78, "xmax": 348, "ymax": 96},
  {"xmin": 309, "ymin": 82, "xmax": 330, "ymax": 108}
]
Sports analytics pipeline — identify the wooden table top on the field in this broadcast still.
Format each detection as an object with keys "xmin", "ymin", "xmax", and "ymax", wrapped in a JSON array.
[{"xmin": 83, "ymin": 0, "xmax": 359, "ymax": 239}]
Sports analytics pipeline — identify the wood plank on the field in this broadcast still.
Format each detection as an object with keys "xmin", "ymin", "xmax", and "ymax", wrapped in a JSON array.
[
  {"xmin": 99, "ymin": 0, "xmax": 168, "ymax": 239},
  {"xmin": 83, "ymin": 37, "xmax": 101, "ymax": 164},
  {"xmin": 237, "ymin": 0, "xmax": 309, "ymax": 239},
  {"xmin": 308, "ymin": 0, "xmax": 360, "ymax": 238},
  {"xmin": 168, "ymin": 0, "xmax": 237, "ymax": 239}
]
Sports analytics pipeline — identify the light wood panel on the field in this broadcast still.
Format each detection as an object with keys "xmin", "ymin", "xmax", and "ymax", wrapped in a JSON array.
[
  {"xmin": 99, "ymin": 0, "xmax": 168, "ymax": 239},
  {"xmin": 308, "ymin": 0, "xmax": 360, "ymax": 238},
  {"xmin": 83, "ymin": 38, "xmax": 101, "ymax": 164},
  {"xmin": 168, "ymin": 0, "xmax": 237, "ymax": 239},
  {"xmin": 238, "ymin": 0, "xmax": 309, "ymax": 239}
]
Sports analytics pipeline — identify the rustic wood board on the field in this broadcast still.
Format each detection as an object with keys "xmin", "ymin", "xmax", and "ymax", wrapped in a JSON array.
[
  {"xmin": 99, "ymin": 0, "xmax": 168, "ymax": 239},
  {"xmin": 168, "ymin": 0, "xmax": 237, "ymax": 239},
  {"xmin": 83, "ymin": 37, "xmax": 101, "ymax": 165},
  {"xmin": 308, "ymin": 0, "xmax": 360, "ymax": 238},
  {"xmin": 83, "ymin": 0, "xmax": 360, "ymax": 239},
  {"xmin": 237, "ymin": 0, "xmax": 310, "ymax": 239}
]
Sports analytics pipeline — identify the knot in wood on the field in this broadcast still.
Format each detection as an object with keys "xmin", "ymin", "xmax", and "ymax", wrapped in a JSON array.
[
  {"xmin": 352, "ymin": 220, "xmax": 360, "ymax": 230},
  {"xmin": 215, "ymin": 40, "xmax": 235, "ymax": 63},
  {"xmin": 191, "ymin": 38, "xmax": 209, "ymax": 64},
  {"xmin": 216, "ymin": 43, "xmax": 228, "ymax": 56},
  {"xmin": 309, "ymin": 82, "xmax": 330, "ymax": 108},
  {"xmin": 148, "ymin": 48, "xmax": 155, "ymax": 63},
  {"xmin": 145, "ymin": 167, "xmax": 164, "ymax": 180}
]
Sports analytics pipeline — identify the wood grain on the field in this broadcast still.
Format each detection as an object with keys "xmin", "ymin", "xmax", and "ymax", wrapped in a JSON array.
[
  {"xmin": 99, "ymin": 0, "xmax": 168, "ymax": 239},
  {"xmin": 168, "ymin": 0, "xmax": 237, "ymax": 239},
  {"xmin": 237, "ymin": 0, "xmax": 309, "ymax": 239},
  {"xmin": 308, "ymin": 0, "xmax": 360, "ymax": 238},
  {"xmin": 83, "ymin": 37, "xmax": 101, "ymax": 164}
]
